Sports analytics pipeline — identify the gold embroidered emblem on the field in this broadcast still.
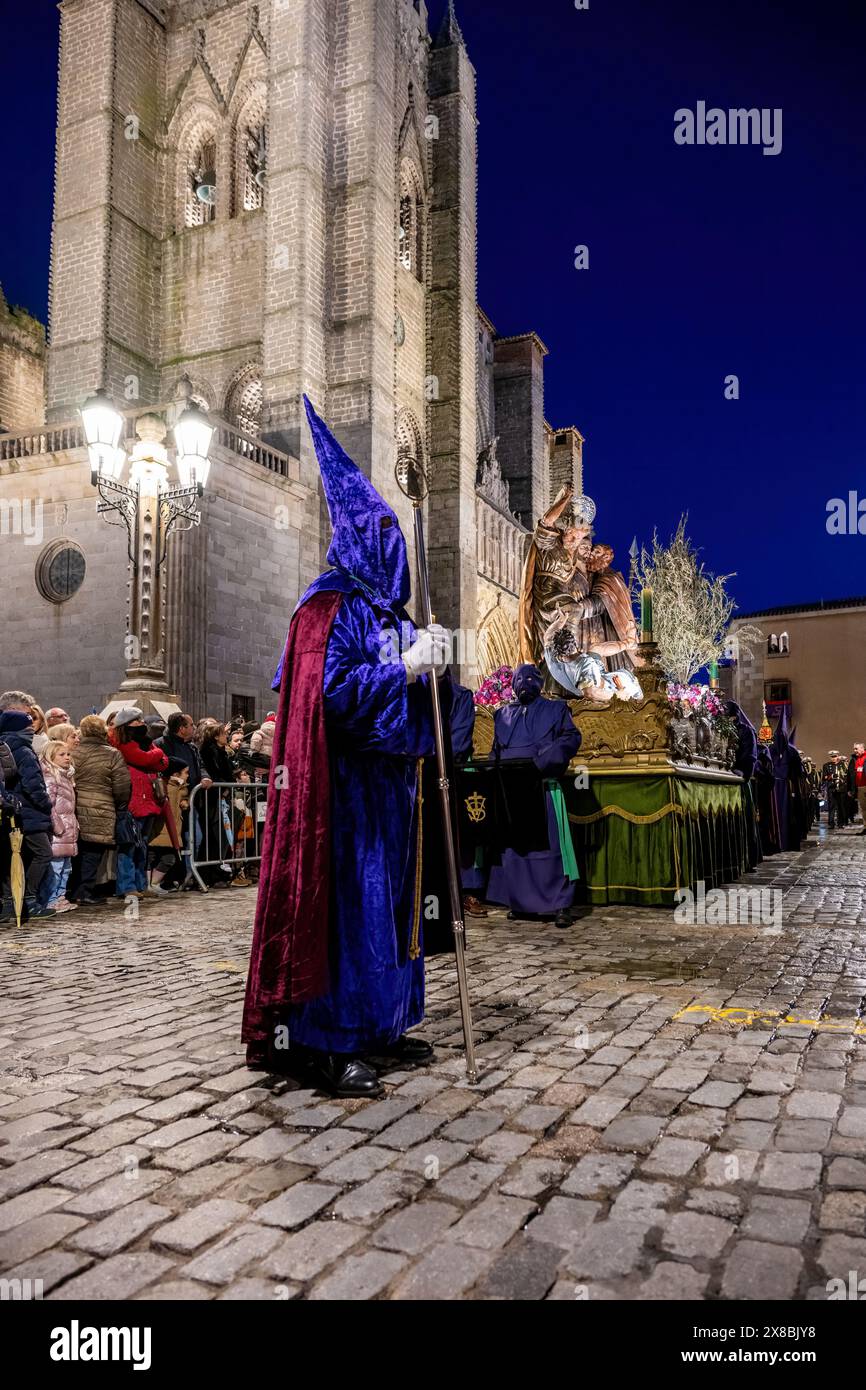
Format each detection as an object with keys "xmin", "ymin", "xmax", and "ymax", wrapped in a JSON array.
[{"xmin": 465, "ymin": 791, "xmax": 487, "ymax": 824}]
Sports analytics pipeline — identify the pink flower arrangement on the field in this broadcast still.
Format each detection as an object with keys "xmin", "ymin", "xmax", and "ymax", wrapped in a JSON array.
[
  {"xmin": 474, "ymin": 665, "xmax": 515, "ymax": 709},
  {"xmin": 667, "ymin": 682, "xmax": 725, "ymax": 719}
]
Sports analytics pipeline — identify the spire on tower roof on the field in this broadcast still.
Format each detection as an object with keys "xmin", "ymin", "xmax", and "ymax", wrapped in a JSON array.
[{"xmin": 433, "ymin": 0, "xmax": 464, "ymax": 49}]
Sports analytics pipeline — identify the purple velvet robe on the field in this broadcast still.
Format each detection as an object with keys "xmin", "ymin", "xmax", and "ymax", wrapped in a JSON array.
[
  {"xmin": 486, "ymin": 669, "xmax": 581, "ymax": 914},
  {"xmin": 243, "ymin": 396, "xmax": 439, "ymax": 1055}
]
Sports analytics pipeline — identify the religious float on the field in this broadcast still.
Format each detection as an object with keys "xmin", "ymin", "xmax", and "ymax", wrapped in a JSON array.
[{"xmin": 470, "ymin": 488, "xmax": 751, "ymax": 907}]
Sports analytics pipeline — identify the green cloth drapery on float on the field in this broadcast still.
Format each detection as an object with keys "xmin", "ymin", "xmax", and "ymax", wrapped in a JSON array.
[
  {"xmin": 546, "ymin": 779, "xmax": 580, "ymax": 882},
  {"xmin": 564, "ymin": 773, "xmax": 749, "ymax": 907}
]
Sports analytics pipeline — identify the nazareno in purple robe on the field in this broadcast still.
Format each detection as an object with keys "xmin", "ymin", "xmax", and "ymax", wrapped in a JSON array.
[
  {"xmin": 486, "ymin": 665, "xmax": 581, "ymax": 915},
  {"xmin": 261, "ymin": 397, "xmax": 441, "ymax": 1054}
]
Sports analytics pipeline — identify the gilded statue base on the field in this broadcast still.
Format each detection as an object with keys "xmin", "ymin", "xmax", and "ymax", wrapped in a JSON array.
[{"xmin": 471, "ymin": 641, "xmax": 739, "ymax": 781}]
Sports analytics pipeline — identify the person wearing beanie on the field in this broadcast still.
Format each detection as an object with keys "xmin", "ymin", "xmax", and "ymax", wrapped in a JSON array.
[
  {"xmin": 109, "ymin": 710, "xmax": 169, "ymax": 897},
  {"xmin": 250, "ymin": 717, "xmax": 276, "ymax": 762}
]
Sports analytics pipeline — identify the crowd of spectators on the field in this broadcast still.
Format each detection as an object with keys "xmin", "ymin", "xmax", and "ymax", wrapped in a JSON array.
[{"xmin": 0, "ymin": 691, "xmax": 275, "ymax": 922}]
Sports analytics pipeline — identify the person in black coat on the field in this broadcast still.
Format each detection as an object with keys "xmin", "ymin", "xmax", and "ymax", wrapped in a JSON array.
[
  {"xmin": 155, "ymin": 713, "xmax": 205, "ymax": 790},
  {"xmin": 726, "ymin": 700, "xmax": 762, "ymax": 870},
  {"xmin": 0, "ymin": 740, "xmax": 22, "ymax": 922},
  {"xmin": 0, "ymin": 706, "xmax": 55, "ymax": 918},
  {"xmin": 197, "ymin": 724, "xmax": 236, "ymax": 886}
]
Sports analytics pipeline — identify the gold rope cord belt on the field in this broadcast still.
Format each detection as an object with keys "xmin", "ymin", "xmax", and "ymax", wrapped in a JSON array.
[
  {"xmin": 568, "ymin": 802, "xmax": 685, "ymax": 825},
  {"xmin": 568, "ymin": 801, "xmax": 740, "ymax": 826},
  {"xmin": 409, "ymin": 757, "xmax": 424, "ymax": 961}
]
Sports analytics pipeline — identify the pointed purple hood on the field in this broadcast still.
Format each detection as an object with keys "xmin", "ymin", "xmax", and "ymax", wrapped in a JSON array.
[{"xmin": 304, "ymin": 395, "xmax": 410, "ymax": 612}]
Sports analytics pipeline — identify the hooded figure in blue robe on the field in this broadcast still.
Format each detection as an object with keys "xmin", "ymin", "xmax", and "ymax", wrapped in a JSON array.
[
  {"xmin": 486, "ymin": 664, "xmax": 581, "ymax": 927},
  {"xmin": 242, "ymin": 397, "xmax": 450, "ymax": 1098},
  {"xmin": 726, "ymin": 699, "xmax": 762, "ymax": 869},
  {"xmin": 770, "ymin": 707, "xmax": 807, "ymax": 852}
]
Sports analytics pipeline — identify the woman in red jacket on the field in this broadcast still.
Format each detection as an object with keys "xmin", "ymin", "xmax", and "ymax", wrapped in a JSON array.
[{"xmin": 109, "ymin": 707, "xmax": 169, "ymax": 897}]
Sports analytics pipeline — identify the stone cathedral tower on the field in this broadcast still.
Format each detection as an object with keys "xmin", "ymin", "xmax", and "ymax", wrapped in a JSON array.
[{"xmin": 0, "ymin": 0, "xmax": 581, "ymax": 715}]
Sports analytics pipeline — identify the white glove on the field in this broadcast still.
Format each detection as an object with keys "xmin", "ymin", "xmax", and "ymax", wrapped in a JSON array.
[{"xmin": 402, "ymin": 624, "xmax": 450, "ymax": 682}]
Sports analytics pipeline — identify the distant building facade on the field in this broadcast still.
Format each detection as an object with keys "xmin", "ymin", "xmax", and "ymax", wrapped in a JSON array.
[
  {"xmin": 0, "ymin": 0, "xmax": 582, "ymax": 717},
  {"xmin": 727, "ymin": 597, "xmax": 866, "ymax": 759}
]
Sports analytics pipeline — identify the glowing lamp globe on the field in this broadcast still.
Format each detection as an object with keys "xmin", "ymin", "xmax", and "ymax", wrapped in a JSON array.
[
  {"xmin": 81, "ymin": 389, "xmax": 124, "ymax": 481},
  {"xmin": 174, "ymin": 404, "xmax": 214, "ymax": 491}
]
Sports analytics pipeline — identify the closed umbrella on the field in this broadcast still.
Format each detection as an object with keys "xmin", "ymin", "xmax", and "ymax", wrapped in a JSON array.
[{"xmin": 9, "ymin": 821, "xmax": 25, "ymax": 928}]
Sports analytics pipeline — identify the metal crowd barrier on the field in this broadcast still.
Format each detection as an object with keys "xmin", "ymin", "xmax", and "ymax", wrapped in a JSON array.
[{"xmin": 188, "ymin": 781, "xmax": 268, "ymax": 893}]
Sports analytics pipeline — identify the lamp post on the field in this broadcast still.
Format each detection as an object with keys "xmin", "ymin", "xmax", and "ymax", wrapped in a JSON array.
[{"xmin": 80, "ymin": 388, "xmax": 214, "ymax": 714}]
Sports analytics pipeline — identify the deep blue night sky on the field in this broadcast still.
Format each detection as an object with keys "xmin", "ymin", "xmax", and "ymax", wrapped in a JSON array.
[{"xmin": 2, "ymin": 0, "xmax": 864, "ymax": 615}]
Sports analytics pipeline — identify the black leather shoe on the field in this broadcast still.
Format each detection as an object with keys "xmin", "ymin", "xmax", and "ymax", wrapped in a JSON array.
[
  {"xmin": 385, "ymin": 1034, "xmax": 435, "ymax": 1064},
  {"xmin": 312, "ymin": 1055, "xmax": 384, "ymax": 1098},
  {"xmin": 555, "ymin": 911, "xmax": 572, "ymax": 929},
  {"xmin": 246, "ymin": 1041, "xmax": 273, "ymax": 1070}
]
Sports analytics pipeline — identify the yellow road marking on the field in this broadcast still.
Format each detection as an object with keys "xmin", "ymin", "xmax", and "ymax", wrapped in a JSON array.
[
  {"xmin": 0, "ymin": 941, "xmax": 58, "ymax": 954},
  {"xmin": 674, "ymin": 1003, "xmax": 866, "ymax": 1036}
]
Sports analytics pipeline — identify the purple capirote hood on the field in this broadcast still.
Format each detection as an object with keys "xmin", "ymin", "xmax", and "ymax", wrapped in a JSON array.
[
  {"xmin": 512, "ymin": 664, "xmax": 544, "ymax": 704},
  {"xmin": 303, "ymin": 394, "xmax": 411, "ymax": 612}
]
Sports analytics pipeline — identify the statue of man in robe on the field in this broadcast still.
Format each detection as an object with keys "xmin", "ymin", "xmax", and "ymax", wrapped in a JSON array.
[{"xmin": 517, "ymin": 484, "xmax": 641, "ymax": 701}]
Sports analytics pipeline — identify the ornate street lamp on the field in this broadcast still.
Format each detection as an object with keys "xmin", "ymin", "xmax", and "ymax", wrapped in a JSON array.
[
  {"xmin": 80, "ymin": 388, "xmax": 124, "ymax": 484},
  {"xmin": 80, "ymin": 390, "xmax": 213, "ymax": 710}
]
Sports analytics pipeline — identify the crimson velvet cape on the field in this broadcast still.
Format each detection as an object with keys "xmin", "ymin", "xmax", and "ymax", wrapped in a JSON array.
[{"xmin": 242, "ymin": 395, "xmax": 446, "ymax": 1055}]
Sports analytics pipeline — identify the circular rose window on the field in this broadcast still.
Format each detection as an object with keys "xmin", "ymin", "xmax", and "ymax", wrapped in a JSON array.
[{"xmin": 36, "ymin": 540, "xmax": 86, "ymax": 604}]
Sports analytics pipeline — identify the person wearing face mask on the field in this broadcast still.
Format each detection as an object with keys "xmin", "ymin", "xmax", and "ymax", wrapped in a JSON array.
[
  {"xmin": 486, "ymin": 664, "xmax": 582, "ymax": 929},
  {"xmin": 109, "ymin": 708, "xmax": 169, "ymax": 898},
  {"xmin": 243, "ymin": 397, "xmax": 452, "ymax": 1098}
]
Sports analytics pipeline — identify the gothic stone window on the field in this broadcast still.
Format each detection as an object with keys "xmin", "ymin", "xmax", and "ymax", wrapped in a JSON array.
[
  {"xmin": 398, "ymin": 160, "xmax": 424, "ymax": 280},
  {"xmin": 184, "ymin": 125, "xmax": 218, "ymax": 228},
  {"xmin": 234, "ymin": 87, "xmax": 267, "ymax": 214},
  {"xmin": 226, "ymin": 368, "xmax": 263, "ymax": 441}
]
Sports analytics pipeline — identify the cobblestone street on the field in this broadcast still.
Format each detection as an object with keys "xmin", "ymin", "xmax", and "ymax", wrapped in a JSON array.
[{"xmin": 3, "ymin": 825, "xmax": 866, "ymax": 1302}]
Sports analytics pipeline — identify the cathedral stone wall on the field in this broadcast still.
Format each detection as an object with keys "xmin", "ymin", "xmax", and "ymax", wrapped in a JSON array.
[
  {"xmin": 492, "ymin": 333, "xmax": 549, "ymax": 528},
  {"xmin": 0, "ymin": 454, "xmax": 129, "ymax": 715},
  {"xmin": 0, "ymin": 0, "xmax": 583, "ymax": 708},
  {"xmin": 548, "ymin": 424, "xmax": 584, "ymax": 501},
  {"xmin": 198, "ymin": 447, "xmax": 313, "ymax": 717},
  {"xmin": 0, "ymin": 297, "xmax": 45, "ymax": 431}
]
